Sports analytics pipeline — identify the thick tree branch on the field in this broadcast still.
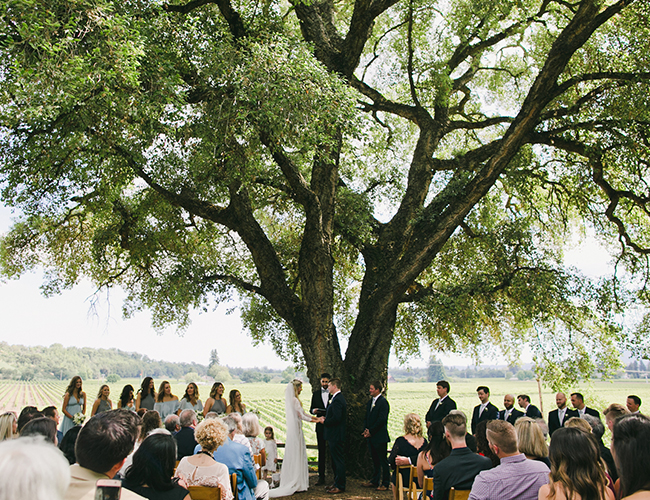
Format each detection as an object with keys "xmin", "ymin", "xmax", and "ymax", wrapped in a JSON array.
[{"xmin": 164, "ymin": 0, "xmax": 247, "ymax": 39}]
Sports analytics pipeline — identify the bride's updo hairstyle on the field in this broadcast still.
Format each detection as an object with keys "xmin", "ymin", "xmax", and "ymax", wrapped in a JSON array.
[
  {"xmin": 292, "ymin": 379, "xmax": 303, "ymax": 398},
  {"xmin": 194, "ymin": 418, "xmax": 228, "ymax": 453}
]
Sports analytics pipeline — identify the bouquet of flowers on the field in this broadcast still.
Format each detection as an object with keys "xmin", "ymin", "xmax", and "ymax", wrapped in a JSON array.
[{"xmin": 73, "ymin": 412, "xmax": 86, "ymax": 425}]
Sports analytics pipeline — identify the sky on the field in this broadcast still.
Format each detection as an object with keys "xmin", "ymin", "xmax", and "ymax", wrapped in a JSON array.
[{"xmin": 0, "ymin": 204, "xmax": 614, "ymax": 370}]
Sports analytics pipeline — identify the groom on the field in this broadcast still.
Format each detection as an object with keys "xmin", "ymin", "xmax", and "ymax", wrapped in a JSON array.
[{"xmin": 323, "ymin": 377, "xmax": 346, "ymax": 494}]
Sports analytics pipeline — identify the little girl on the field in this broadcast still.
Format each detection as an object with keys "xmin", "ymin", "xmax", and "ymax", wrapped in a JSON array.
[{"xmin": 262, "ymin": 426, "xmax": 278, "ymax": 481}]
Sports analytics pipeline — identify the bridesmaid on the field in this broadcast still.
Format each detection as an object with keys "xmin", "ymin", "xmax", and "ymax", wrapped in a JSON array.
[
  {"xmin": 61, "ymin": 376, "xmax": 86, "ymax": 436},
  {"xmin": 135, "ymin": 377, "xmax": 156, "ymax": 411},
  {"xmin": 154, "ymin": 381, "xmax": 180, "ymax": 419},
  {"xmin": 117, "ymin": 384, "xmax": 136, "ymax": 411},
  {"xmin": 203, "ymin": 382, "xmax": 227, "ymax": 415},
  {"xmin": 225, "ymin": 389, "xmax": 246, "ymax": 415},
  {"xmin": 178, "ymin": 382, "xmax": 203, "ymax": 414},
  {"xmin": 91, "ymin": 385, "xmax": 113, "ymax": 416}
]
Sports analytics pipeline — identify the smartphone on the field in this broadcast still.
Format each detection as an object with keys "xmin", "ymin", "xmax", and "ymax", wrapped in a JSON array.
[{"xmin": 95, "ymin": 479, "xmax": 122, "ymax": 500}]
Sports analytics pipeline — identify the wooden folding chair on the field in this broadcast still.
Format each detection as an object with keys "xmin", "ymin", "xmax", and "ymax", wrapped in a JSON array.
[
  {"xmin": 253, "ymin": 453, "xmax": 262, "ymax": 480},
  {"xmin": 448, "ymin": 487, "xmax": 471, "ymax": 500},
  {"xmin": 409, "ymin": 473, "xmax": 432, "ymax": 500},
  {"xmin": 188, "ymin": 485, "xmax": 221, "ymax": 500},
  {"xmin": 231, "ymin": 472, "xmax": 238, "ymax": 500},
  {"xmin": 420, "ymin": 477, "xmax": 433, "ymax": 499},
  {"xmin": 395, "ymin": 464, "xmax": 416, "ymax": 500}
]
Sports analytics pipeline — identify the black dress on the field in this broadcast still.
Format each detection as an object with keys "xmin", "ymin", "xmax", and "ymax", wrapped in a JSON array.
[
  {"xmin": 122, "ymin": 481, "xmax": 189, "ymax": 500},
  {"xmin": 388, "ymin": 436, "xmax": 428, "ymax": 487}
]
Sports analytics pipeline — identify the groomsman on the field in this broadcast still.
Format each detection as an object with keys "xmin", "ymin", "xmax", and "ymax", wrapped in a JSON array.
[
  {"xmin": 549, "ymin": 392, "xmax": 578, "ymax": 436},
  {"xmin": 361, "ymin": 381, "xmax": 390, "ymax": 491},
  {"xmin": 517, "ymin": 394, "xmax": 543, "ymax": 419},
  {"xmin": 570, "ymin": 392, "xmax": 601, "ymax": 419},
  {"xmin": 471, "ymin": 386, "xmax": 498, "ymax": 434},
  {"xmin": 498, "ymin": 394, "xmax": 524, "ymax": 424},
  {"xmin": 425, "ymin": 380, "xmax": 457, "ymax": 427},
  {"xmin": 310, "ymin": 372, "xmax": 332, "ymax": 485}
]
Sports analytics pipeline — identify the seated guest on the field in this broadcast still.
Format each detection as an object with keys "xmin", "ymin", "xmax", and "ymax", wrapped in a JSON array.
[
  {"xmin": 118, "ymin": 385, "xmax": 136, "ymax": 411},
  {"xmin": 431, "ymin": 413, "xmax": 492, "ymax": 500},
  {"xmin": 178, "ymin": 383, "xmax": 203, "ymax": 414},
  {"xmin": 213, "ymin": 415, "xmax": 269, "ymax": 500},
  {"xmin": 229, "ymin": 412, "xmax": 253, "ymax": 453},
  {"xmin": 448, "ymin": 410, "xmax": 477, "ymax": 452},
  {"xmin": 175, "ymin": 410, "xmax": 198, "ymax": 460},
  {"xmin": 21, "ymin": 416, "xmax": 57, "ymax": 444},
  {"xmin": 42, "ymin": 406, "xmax": 63, "ymax": 443},
  {"xmin": 626, "ymin": 395, "xmax": 642, "ymax": 414},
  {"xmin": 584, "ymin": 414, "xmax": 618, "ymax": 483},
  {"xmin": 165, "ymin": 414, "xmax": 181, "ymax": 434},
  {"xmin": 154, "ymin": 381, "xmax": 180, "ymax": 420},
  {"xmin": 538, "ymin": 427, "xmax": 613, "ymax": 500},
  {"xmin": 66, "ymin": 409, "xmax": 145, "ymax": 500},
  {"xmin": 59, "ymin": 426, "xmax": 82, "ymax": 465},
  {"xmin": 612, "ymin": 413, "xmax": 650, "ymax": 500},
  {"xmin": 604, "ymin": 403, "xmax": 629, "ymax": 432},
  {"xmin": 175, "ymin": 418, "xmax": 233, "ymax": 500},
  {"xmin": 475, "ymin": 421, "xmax": 499, "ymax": 467},
  {"xmin": 0, "ymin": 411, "xmax": 17, "ymax": 441},
  {"xmin": 91, "ymin": 385, "xmax": 113, "ymax": 416},
  {"xmin": 514, "ymin": 417, "xmax": 549, "ymax": 467},
  {"xmin": 123, "ymin": 432, "xmax": 190, "ymax": 500},
  {"xmin": 389, "ymin": 413, "xmax": 428, "ymax": 490},
  {"xmin": 469, "ymin": 420, "xmax": 548, "ymax": 500},
  {"xmin": 416, "ymin": 421, "xmax": 451, "ymax": 489},
  {"xmin": 565, "ymin": 416, "xmax": 593, "ymax": 433},
  {"xmin": 517, "ymin": 395, "xmax": 542, "ymax": 419},
  {"xmin": 242, "ymin": 413, "xmax": 266, "ymax": 464},
  {"xmin": 16, "ymin": 406, "xmax": 40, "ymax": 434},
  {"xmin": 0, "ymin": 436, "xmax": 70, "ymax": 500},
  {"xmin": 141, "ymin": 411, "xmax": 162, "ymax": 441}
]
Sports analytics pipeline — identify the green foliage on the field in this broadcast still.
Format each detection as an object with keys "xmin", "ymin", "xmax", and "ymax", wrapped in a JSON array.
[{"xmin": 427, "ymin": 357, "xmax": 446, "ymax": 382}]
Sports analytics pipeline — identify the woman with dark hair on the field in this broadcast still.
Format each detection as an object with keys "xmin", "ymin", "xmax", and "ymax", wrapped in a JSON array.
[
  {"xmin": 416, "ymin": 421, "xmax": 451, "ymax": 488},
  {"xmin": 178, "ymin": 383, "xmax": 203, "ymax": 414},
  {"xmin": 16, "ymin": 406, "xmax": 39, "ymax": 434},
  {"xmin": 140, "ymin": 411, "xmax": 162, "ymax": 441},
  {"xmin": 20, "ymin": 417, "xmax": 57, "ymax": 444},
  {"xmin": 204, "ymin": 383, "xmax": 227, "ymax": 415},
  {"xmin": 538, "ymin": 427, "xmax": 613, "ymax": 500},
  {"xmin": 118, "ymin": 384, "xmax": 136, "ymax": 411},
  {"xmin": 136, "ymin": 377, "xmax": 157, "ymax": 411},
  {"xmin": 475, "ymin": 420, "xmax": 500, "ymax": 467},
  {"xmin": 612, "ymin": 413, "xmax": 650, "ymax": 500},
  {"xmin": 61, "ymin": 376, "xmax": 86, "ymax": 436},
  {"xmin": 91, "ymin": 385, "xmax": 112, "ymax": 416},
  {"xmin": 225, "ymin": 389, "xmax": 246, "ymax": 415},
  {"xmin": 123, "ymin": 432, "xmax": 190, "ymax": 500},
  {"xmin": 154, "ymin": 381, "xmax": 180, "ymax": 419},
  {"xmin": 58, "ymin": 425, "xmax": 82, "ymax": 465}
]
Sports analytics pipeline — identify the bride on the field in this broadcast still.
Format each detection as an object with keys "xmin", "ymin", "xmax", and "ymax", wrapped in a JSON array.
[{"xmin": 269, "ymin": 379, "xmax": 321, "ymax": 497}]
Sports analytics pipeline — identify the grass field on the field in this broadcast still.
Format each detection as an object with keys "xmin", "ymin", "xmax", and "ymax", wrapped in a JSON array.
[{"xmin": 3, "ymin": 377, "xmax": 648, "ymax": 449}]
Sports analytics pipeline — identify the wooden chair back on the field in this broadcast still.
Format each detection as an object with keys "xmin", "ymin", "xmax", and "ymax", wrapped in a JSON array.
[
  {"xmin": 188, "ymin": 485, "xmax": 221, "ymax": 500},
  {"xmin": 231, "ymin": 472, "xmax": 238, "ymax": 500},
  {"xmin": 412, "ymin": 475, "xmax": 433, "ymax": 500},
  {"xmin": 395, "ymin": 464, "xmax": 416, "ymax": 500},
  {"xmin": 253, "ymin": 453, "xmax": 262, "ymax": 479},
  {"xmin": 448, "ymin": 488, "xmax": 471, "ymax": 500}
]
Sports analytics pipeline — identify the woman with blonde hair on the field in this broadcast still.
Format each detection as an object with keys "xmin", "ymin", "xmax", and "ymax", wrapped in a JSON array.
[
  {"xmin": 0, "ymin": 412, "xmax": 17, "ymax": 441},
  {"xmin": 269, "ymin": 379, "xmax": 320, "ymax": 497},
  {"xmin": 178, "ymin": 382, "xmax": 203, "ymax": 414},
  {"xmin": 538, "ymin": 427, "xmax": 613, "ymax": 500},
  {"xmin": 175, "ymin": 418, "xmax": 233, "ymax": 500},
  {"xmin": 91, "ymin": 384, "xmax": 112, "ymax": 416},
  {"xmin": 515, "ymin": 416, "xmax": 550, "ymax": 467},
  {"xmin": 564, "ymin": 417, "xmax": 593, "ymax": 433},
  {"xmin": 389, "ymin": 413, "xmax": 427, "ymax": 490},
  {"xmin": 154, "ymin": 381, "xmax": 180, "ymax": 419},
  {"xmin": 204, "ymin": 382, "xmax": 227, "ymax": 416}
]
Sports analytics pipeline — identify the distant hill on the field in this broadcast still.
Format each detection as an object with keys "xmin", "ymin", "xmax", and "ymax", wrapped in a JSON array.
[{"xmin": 0, "ymin": 342, "xmax": 208, "ymax": 381}]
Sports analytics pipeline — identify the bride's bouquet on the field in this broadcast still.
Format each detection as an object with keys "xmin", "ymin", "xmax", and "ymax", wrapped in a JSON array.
[{"xmin": 73, "ymin": 412, "xmax": 86, "ymax": 425}]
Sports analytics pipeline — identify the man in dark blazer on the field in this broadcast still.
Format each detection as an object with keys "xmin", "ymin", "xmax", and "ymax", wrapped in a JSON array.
[
  {"xmin": 431, "ymin": 413, "xmax": 492, "ymax": 500},
  {"xmin": 361, "ymin": 381, "xmax": 390, "ymax": 491},
  {"xmin": 310, "ymin": 372, "xmax": 331, "ymax": 485},
  {"xmin": 498, "ymin": 394, "xmax": 524, "ymax": 424},
  {"xmin": 570, "ymin": 392, "xmax": 601, "ymax": 420},
  {"xmin": 425, "ymin": 380, "xmax": 457, "ymax": 427},
  {"xmin": 471, "ymin": 386, "xmax": 499, "ymax": 435},
  {"xmin": 517, "ymin": 394, "xmax": 543, "ymax": 419},
  {"xmin": 548, "ymin": 392, "xmax": 579, "ymax": 436},
  {"xmin": 323, "ymin": 377, "xmax": 347, "ymax": 494},
  {"xmin": 175, "ymin": 409, "xmax": 199, "ymax": 460}
]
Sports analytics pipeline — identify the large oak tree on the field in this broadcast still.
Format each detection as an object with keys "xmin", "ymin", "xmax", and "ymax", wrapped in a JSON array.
[{"xmin": 2, "ymin": 0, "xmax": 650, "ymax": 467}]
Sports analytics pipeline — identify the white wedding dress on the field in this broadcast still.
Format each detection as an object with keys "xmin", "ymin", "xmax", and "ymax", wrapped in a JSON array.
[{"xmin": 269, "ymin": 383, "xmax": 311, "ymax": 497}]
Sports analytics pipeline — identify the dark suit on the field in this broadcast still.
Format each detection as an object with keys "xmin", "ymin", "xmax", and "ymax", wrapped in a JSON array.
[
  {"xmin": 548, "ymin": 408, "xmax": 579, "ymax": 436},
  {"xmin": 524, "ymin": 404, "xmax": 542, "ymax": 419},
  {"xmin": 583, "ymin": 406, "xmax": 601, "ymax": 419},
  {"xmin": 471, "ymin": 402, "xmax": 498, "ymax": 434},
  {"xmin": 431, "ymin": 447, "xmax": 492, "ymax": 500},
  {"xmin": 425, "ymin": 396, "xmax": 457, "ymax": 424},
  {"xmin": 310, "ymin": 388, "xmax": 331, "ymax": 481},
  {"xmin": 324, "ymin": 391, "xmax": 347, "ymax": 490},
  {"xmin": 364, "ymin": 395, "xmax": 390, "ymax": 487},
  {"xmin": 174, "ymin": 426, "xmax": 198, "ymax": 460},
  {"xmin": 497, "ymin": 408, "xmax": 524, "ymax": 425}
]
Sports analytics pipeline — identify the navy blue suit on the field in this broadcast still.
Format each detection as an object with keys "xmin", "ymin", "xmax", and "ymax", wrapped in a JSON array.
[
  {"xmin": 324, "ymin": 391, "xmax": 347, "ymax": 490},
  {"xmin": 471, "ymin": 402, "xmax": 498, "ymax": 434},
  {"xmin": 524, "ymin": 404, "xmax": 543, "ymax": 419},
  {"xmin": 548, "ymin": 408, "xmax": 579, "ymax": 436},
  {"xmin": 425, "ymin": 396, "xmax": 457, "ymax": 424},
  {"xmin": 498, "ymin": 408, "xmax": 524, "ymax": 425},
  {"xmin": 364, "ymin": 395, "xmax": 390, "ymax": 487}
]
